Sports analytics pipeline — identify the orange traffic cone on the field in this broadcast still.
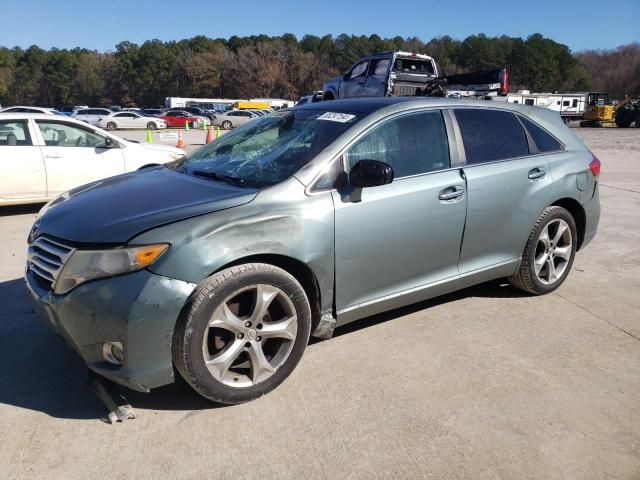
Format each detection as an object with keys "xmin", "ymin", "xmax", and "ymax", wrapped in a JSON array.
[
  {"xmin": 176, "ymin": 131, "xmax": 186, "ymax": 149},
  {"xmin": 205, "ymin": 126, "xmax": 215, "ymax": 144}
]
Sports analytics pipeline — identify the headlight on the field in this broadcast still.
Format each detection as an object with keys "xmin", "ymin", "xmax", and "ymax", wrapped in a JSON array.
[{"xmin": 54, "ymin": 244, "xmax": 169, "ymax": 295}]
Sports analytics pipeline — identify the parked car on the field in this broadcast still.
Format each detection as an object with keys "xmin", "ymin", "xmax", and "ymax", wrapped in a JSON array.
[
  {"xmin": 139, "ymin": 108, "xmax": 166, "ymax": 117},
  {"xmin": 24, "ymin": 98, "xmax": 600, "ymax": 405},
  {"xmin": 211, "ymin": 109, "xmax": 258, "ymax": 129},
  {"xmin": 98, "ymin": 111, "xmax": 167, "ymax": 130},
  {"xmin": 160, "ymin": 110, "xmax": 209, "ymax": 128},
  {"xmin": 72, "ymin": 108, "xmax": 113, "ymax": 125},
  {"xmin": 0, "ymin": 113, "xmax": 184, "ymax": 206},
  {"xmin": 169, "ymin": 106, "xmax": 215, "ymax": 120},
  {"xmin": 0, "ymin": 106, "xmax": 65, "ymax": 116},
  {"xmin": 57, "ymin": 106, "xmax": 89, "ymax": 116}
]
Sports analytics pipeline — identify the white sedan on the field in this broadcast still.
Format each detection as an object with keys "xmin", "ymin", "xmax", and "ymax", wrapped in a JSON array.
[
  {"xmin": 98, "ymin": 111, "xmax": 167, "ymax": 130},
  {"xmin": 0, "ymin": 114, "xmax": 184, "ymax": 206}
]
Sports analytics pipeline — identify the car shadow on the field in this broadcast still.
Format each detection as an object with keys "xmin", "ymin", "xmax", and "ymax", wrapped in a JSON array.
[{"xmin": 0, "ymin": 276, "xmax": 529, "ymax": 420}]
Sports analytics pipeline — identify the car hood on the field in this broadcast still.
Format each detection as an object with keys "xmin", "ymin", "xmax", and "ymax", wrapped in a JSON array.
[{"xmin": 36, "ymin": 167, "xmax": 258, "ymax": 244}]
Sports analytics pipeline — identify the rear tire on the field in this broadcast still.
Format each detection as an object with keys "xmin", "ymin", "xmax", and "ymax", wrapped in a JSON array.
[
  {"xmin": 509, "ymin": 206, "xmax": 577, "ymax": 295},
  {"xmin": 173, "ymin": 263, "xmax": 311, "ymax": 404}
]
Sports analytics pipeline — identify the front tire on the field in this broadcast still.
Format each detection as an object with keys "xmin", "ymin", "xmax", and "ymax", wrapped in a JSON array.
[
  {"xmin": 147, "ymin": 122, "xmax": 157, "ymax": 130},
  {"xmin": 222, "ymin": 120, "xmax": 232, "ymax": 130},
  {"xmin": 106, "ymin": 122, "xmax": 117, "ymax": 130},
  {"xmin": 509, "ymin": 206, "xmax": 577, "ymax": 295},
  {"xmin": 173, "ymin": 263, "xmax": 311, "ymax": 404}
]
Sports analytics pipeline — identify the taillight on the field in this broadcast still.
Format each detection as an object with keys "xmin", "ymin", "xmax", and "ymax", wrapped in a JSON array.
[
  {"xmin": 500, "ymin": 69, "xmax": 509, "ymax": 95},
  {"xmin": 589, "ymin": 154, "xmax": 601, "ymax": 177}
]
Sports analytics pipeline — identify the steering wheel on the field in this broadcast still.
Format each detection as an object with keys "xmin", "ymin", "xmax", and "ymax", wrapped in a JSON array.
[{"xmin": 75, "ymin": 136, "xmax": 84, "ymax": 147}]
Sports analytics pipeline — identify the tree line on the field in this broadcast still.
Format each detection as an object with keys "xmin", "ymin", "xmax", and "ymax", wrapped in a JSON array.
[{"xmin": 0, "ymin": 33, "xmax": 638, "ymax": 107}]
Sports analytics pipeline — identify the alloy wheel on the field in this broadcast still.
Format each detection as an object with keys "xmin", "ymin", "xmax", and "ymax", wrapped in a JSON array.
[
  {"xmin": 534, "ymin": 218, "xmax": 573, "ymax": 285},
  {"xmin": 202, "ymin": 284, "xmax": 298, "ymax": 388}
]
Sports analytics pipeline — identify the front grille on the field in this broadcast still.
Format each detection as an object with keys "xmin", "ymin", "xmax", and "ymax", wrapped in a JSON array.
[{"xmin": 27, "ymin": 236, "xmax": 75, "ymax": 290}]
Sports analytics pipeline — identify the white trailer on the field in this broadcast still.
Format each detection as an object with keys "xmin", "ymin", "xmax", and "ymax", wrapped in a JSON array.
[{"xmin": 504, "ymin": 91, "xmax": 588, "ymax": 121}]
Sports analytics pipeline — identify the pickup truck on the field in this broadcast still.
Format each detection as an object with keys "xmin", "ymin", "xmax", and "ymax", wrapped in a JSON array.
[
  {"xmin": 322, "ymin": 51, "xmax": 439, "ymax": 100},
  {"xmin": 322, "ymin": 50, "xmax": 508, "ymax": 100}
]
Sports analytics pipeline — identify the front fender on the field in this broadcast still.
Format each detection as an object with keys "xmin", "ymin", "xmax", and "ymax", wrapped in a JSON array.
[{"xmin": 131, "ymin": 180, "xmax": 336, "ymax": 315}]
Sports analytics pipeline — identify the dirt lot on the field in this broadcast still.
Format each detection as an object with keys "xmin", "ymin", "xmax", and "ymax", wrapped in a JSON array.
[{"xmin": 0, "ymin": 128, "xmax": 638, "ymax": 480}]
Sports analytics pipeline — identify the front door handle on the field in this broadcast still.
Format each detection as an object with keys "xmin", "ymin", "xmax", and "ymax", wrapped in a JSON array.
[
  {"xmin": 45, "ymin": 154, "xmax": 62, "ymax": 159},
  {"xmin": 438, "ymin": 186, "xmax": 465, "ymax": 202},
  {"xmin": 528, "ymin": 167, "xmax": 547, "ymax": 180}
]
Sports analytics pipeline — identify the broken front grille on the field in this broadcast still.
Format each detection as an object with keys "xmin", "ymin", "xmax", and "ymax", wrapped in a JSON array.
[{"xmin": 27, "ymin": 236, "xmax": 75, "ymax": 290}]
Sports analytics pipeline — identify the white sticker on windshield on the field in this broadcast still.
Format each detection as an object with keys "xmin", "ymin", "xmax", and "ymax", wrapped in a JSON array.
[{"xmin": 317, "ymin": 112, "xmax": 356, "ymax": 123}]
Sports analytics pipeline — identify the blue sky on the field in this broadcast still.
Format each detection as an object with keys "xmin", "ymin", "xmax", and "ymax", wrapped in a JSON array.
[{"xmin": 0, "ymin": 0, "xmax": 637, "ymax": 52}]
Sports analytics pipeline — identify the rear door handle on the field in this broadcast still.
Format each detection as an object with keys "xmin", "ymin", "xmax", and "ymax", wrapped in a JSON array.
[
  {"xmin": 45, "ymin": 154, "xmax": 62, "ymax": 159},
  {"xmin": 528, "ymin": 167, "xmax": 547, "ymax": 180},
  {"xmin": 438, "ymin": 186, "xmax": 465, "ymax": 202}
]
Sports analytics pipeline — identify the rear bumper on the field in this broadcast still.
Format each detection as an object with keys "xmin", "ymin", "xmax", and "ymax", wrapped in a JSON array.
[{"xmin": 25, "ymin": 268, "xmax": 195, "ymax": 392}]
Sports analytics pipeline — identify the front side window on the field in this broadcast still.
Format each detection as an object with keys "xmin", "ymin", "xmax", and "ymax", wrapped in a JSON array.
[
  {"xmin": 348, "ymin": 60, "xmax": 368, "ymax": 80},
  {"xmin": 345, "ymin": 110, "xmax": 450, "ymax": 178},
  {"xmin": 0, "ymin": 120, "xmax": 32, "ymax": 146},
  {"xmin": 37, "ymin": 121, "xmax": 108, "ymax": 148},
  {"xmin": 455, "ymin": 109, "xmax": 529, "ymax": 164},
  {"xmin": 172, "ymin": 109, "xmax": 364, "ymax": 187}
]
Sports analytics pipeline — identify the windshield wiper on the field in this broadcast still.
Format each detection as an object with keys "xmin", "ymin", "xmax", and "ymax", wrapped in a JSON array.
[{"xmin": 192, "ymin": 170, "xmax": 247, "ymax": 188}]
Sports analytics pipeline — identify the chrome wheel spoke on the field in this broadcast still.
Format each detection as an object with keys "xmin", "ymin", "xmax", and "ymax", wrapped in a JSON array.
[
  {"xmin": 534, "ymin": 252, "xmax": 548, "ymax": 275},
  {"xmin": 260, "ymin": 315, "xmax": 298, "ymax": 340},
  {"xmin": 250, "ymin": 284, "xmax": 280, "ymax": 324},
  {"xmin": 205, "ymin": 339, "xmax": 244, "ymax": 380},
  {"xmin": 209, "ymin": 302, "xmax": 244, "ymax": 334},
  {"xmin": 538, "ymin": 226, "xmax": 550, "ymax": 249},
  {"xmin": 247, "ymin": 343, "xmax": 276, "ymax": 383},
  {"xmin": 546, "ymin": 257, "xmax": 558, "ymax": 283},
  {"xmin": 551, "ymin": 222, "xmax": 568, "ymax": 246},
  {"xmin": 553, "ymin": 245, "xmax": 571, "ymax": 260}
]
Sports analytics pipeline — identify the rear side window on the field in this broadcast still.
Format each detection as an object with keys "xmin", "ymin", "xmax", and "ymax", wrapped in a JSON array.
[
  {"xmin": 346, "ymin": 110, "xmax": 450, "ymax": 177},
  {"xmin": 519, "ymin": 116, "xmax": 563, "ymax": 153},
  {"xmin": 455, "ymin": 109, "xmax": 529, "ymax": 164},
  {"xmin": 0, "ymin": 120, "xmax": 32, "ymax": 146}
]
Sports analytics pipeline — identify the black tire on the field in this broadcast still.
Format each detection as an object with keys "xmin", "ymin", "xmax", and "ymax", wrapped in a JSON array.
[
  {"xmin": 173, "ymin": 263, "xmax": 312, "ymax": 404},
  {"xmin": 147, "ymin": 122, "xmax": 157, "ymax": 130},
  {"xmin": 222, "ymin": 120, "xmax": 232, "ymax": 129},
  {"xmin": 509, "ymin": 206, "xmax": 577, "ymax": 295},
  {"xmin": 106, "ymin": 122, "xmax": 117, "ymax": 130}
]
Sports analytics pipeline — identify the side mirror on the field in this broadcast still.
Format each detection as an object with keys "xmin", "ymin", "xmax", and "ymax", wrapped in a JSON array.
[
  {"xmin": 103, "ymin": 137, "xmax": 117, "ymax": 148},
  {"xmin": 349, "ymin": 160, "xmax": 394, "ymax": 188}
]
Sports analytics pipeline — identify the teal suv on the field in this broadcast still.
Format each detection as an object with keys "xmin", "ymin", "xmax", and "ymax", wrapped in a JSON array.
[{"xmin": 25, "ymin": 98, "xmax": 600, "ymax": 404}]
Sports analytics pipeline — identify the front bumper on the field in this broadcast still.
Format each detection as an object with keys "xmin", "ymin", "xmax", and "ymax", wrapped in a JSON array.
[{"xmin": 25, "ymin": 268, "xmax": 195, "ymax": 392}]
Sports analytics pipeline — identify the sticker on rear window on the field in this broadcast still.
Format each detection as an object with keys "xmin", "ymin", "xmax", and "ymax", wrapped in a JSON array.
[{"xmin": 317, "ymin": 112, "xmax": 356, "ymax": 123}]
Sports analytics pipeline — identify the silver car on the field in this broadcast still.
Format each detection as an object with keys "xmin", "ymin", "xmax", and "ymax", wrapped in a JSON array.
[
  {"xmin": 212, "ymin": 109, "xmax": 259, "ymax": 129},
  {"xmin": 25, "ymin": 98, "xmax": 600, "ymax": 404}
]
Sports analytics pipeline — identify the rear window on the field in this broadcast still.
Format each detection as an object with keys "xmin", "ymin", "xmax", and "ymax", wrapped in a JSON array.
[
  {"xmin": 455, "ymin": 109, "xmax": 530, "ymax": 164},
  {"xmin": 393, "ymin": 57, "xmax": 434, "ymax": 74},
  {"xmin": 519, "ymin": 116, "xmax": 563, "ymax": 153}
]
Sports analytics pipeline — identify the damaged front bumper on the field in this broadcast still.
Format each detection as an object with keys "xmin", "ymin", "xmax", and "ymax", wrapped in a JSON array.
[{"xmin": 25, "ymin": 268, "xmax": 195, "ymax": 392}]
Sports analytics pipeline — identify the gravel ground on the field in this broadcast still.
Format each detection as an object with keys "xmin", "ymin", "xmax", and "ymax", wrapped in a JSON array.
[{"xmin": 0, "ymin": 127, "xmax": 638, "ymax": 480}]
